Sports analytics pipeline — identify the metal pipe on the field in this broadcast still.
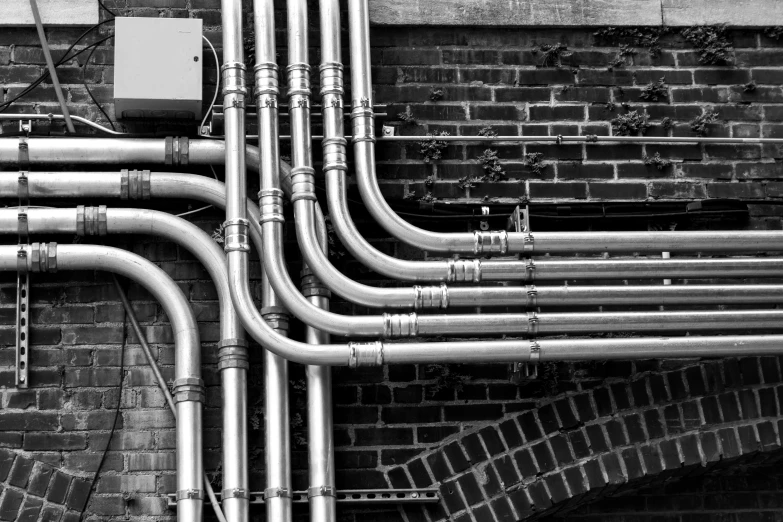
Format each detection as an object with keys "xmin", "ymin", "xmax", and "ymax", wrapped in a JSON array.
[
  {"xmin": 25, "ymin": 1, "xmax": 75, "ymax": 133},
  {"xmin": 0, "ymin": 244, "xmax": 203, "ymax": 520}
]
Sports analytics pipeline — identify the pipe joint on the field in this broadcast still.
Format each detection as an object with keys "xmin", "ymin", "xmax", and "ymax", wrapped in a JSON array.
[
  {"xmin": 474, "ymin": 230, "xmax": 509, "ymax": 255},
  {"xmin": 322, "ymin": 136, "xmax": 348, "ymax": 172},
  {"xmin": 414, "ymin": 284, "xmax": 449, "ymax": 309},
  {"xmin": 176, "ymin": 489, "xmax": 204, "ymax": 501},
  {"xmin": 217, "ymin": 339, "xmax": 249, "ymax": 371},
  {"xmin": 351, "ymin": 99, "xmax": 375, "ymax": 143},
  {"xmin": 221, "ymin": 61, "xmax": 248, "ymax": 97},
  {"xmin": 286, "ymin": 63, "xmax": 311, "ymax": 97},
  {"xmin": 448, "ymin": 259, "xmax": 482, "ymax": 283},
  {"xmin": 172, "ymin": 377, "xmax": 205, "ymax": 404},
  {"xmin": 164, "ymin": 137, "xmax": 189, "ymax": 166},
  {"xmin": 319, "ymin": 62, "xmax": 344, "ymax": 96},
  {"xmin": 383, "ymin": 313, "xmax": 419, "ymax": 338},
  {"xmin": 254, "ymin": 61, "xmax": 280, "ymax": 97},
  {"xmin": 261, "ymin": 306, "xmax": 290, "ymax": 333},
  {"xmin": 263, "ymin": 487, "xmax": 291, "ymax": 500},
  {"xmin": 76, "ymin": 205, "xmax": 107, "ymax": 236},
  {"xmin": 258, "ymin": 188, "xmax": 285, "ymax": 224},
  {"xmin": 120, "ymin": 169, "xmax": 151, "ymax": 200},
  {"xmin": 348, "ymin": 341, "xmax": 384, "ymax": 367},
  {"xmin": 290, "ymin": 167, "xmax": 317, "ymax": 202},
  {"xmin": 222, "ymin": 218, "xmax": 250, "ymax": 253},
  {"xmin": 222, "ymin": 488, "xmax": 249, "ymax": 500},
  {"xmin": 29, "ymin": 242, "xmax": 57, "ymax": 273},
  {"xmin": 307, "ymin": 485, "xmax": 336, "ymax": 498},
  {"xmin": 300, "ymin": 267, "xmax": 331, "ymax": 299}
]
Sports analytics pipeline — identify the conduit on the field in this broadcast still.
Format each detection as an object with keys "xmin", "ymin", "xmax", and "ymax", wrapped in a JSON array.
[{"xmin": 2, "ymin": 244, "xmax": 204, "ymax": 519}]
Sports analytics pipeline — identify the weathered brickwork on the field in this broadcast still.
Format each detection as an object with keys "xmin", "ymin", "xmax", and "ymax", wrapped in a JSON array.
[{"xmin": 1, "ymin": 2, "xmax": 783, "ymax": 521}]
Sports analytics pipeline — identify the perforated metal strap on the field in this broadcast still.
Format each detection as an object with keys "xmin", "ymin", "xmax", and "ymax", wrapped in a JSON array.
[
  {"xmin": 222, "ymin": 488, "xmax": 249, "ymax": 500},
  {"xmin": 176, "ymin": 489, "xmax": 203, "ymax": 501},
  {"xmin": 308, "ymin": 485, "xmax": 335, "ymax": 498},
  {"xmin": 263, "ymin": 487, "xmax": 291, "ymax": 500},
  {"xmin": 16, "ymin": 246, "xmax": 27, "ymax": 275}
]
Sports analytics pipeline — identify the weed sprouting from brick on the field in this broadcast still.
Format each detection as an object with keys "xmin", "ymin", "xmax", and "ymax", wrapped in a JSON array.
[
  {"xmin": 611, "ymin": 110, "xmax": 651, "ymax": 136},
  {"xmin": 644, "ymin": 152, "xmax": 673, "ymax": 170},
  {"xmin": 457, "ymin": 175, "xmax": 481, "ymax": 190},
  {"xmin": 690, "ymin": 110, "xmax": 720, "ymax": 136},
  {"xmin": 594, "ymin": 27, "xmax": 666, "ymax": 61},
  {"xmin": 211, "ymin": 223, "xmax": 225, "ymax": 244},
  {"xmin": 521, "ymin": 152, "xmax": 546, "ymax": 176},
  {"xmin": 478, "ymin": 125, "xmax": 498, "ymax": 138},
  {"xmin": 743, "ymin": 80, "xmax": 757, "ymax": 93},
  {"xmin": 539, "ymin": 43, "xmax": 572, "ymax": 67},
  {"xmin": 681, "ymin": 25, "xmax": 733, "ymax": 65},
  {"xmin": 477, "ymin": 149, "xmax": 506, "ymax": 182},
  {"xmin": 429, "ymin": 88, "xmax": 444, "ymax": 101},
  {"xmin": 398, "ymin": 108, "xmax": 418, "ymax": 126},
  {"xmin": 661, "ymin": 117, "xmax": 674, "ymax": 131},
  {"xmin": 639, "ymin": 77, "xmax": 668, "ymax": 102},
  {"xmin": 418, "ymin": 131, "xmax": 450, "ymax": 163},
  {"xmin": 426, "ymin": 364, "xmax": 471, "ymax": 398},
  {"xmin": 765, "ymin": 27, "xmax": 783, "ymax": 40}
]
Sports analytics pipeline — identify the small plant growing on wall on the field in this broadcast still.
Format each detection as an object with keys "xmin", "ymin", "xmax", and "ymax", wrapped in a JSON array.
[
  {"xmin": 594, "ymin": 27, "xmax": 666, "ymax": 59},
  {"xmin": 661, "ymin": 117, "xmax": 674, "ymax": 131},
  {"xmin": 211, "ymin": 223, "xmax": 225, "ymax": 244},
  {"xmin": 611, "ymin": 110, "xmax": 651, "ymax": 136},
  {"xmin": 609, "ymin": 44, "xmax": 637, "ymax": 68},
  {"xmin": 521, "ymin": 152, "xmax": 546, "ymax": 176},
  {"xmin": 429, "ymin": 88, "xmax": 444, "ymax": 101},
  {"xmin": 477, "ymin": 149, "xmax": 506, "ymax": 182},
  {"xmin": 426, "ymin": 364, "xmax": 471, "ymax": 399},
  {"xmin": 690, "ymin": 110, "xmax": 719, "ymax": 136},
  {"xmin": 538, "ymin": 43, "xmax": 572, "ymax": 67},
  {"xmin": 681, "ymin": 25, "xmax": 733, "ymax": 65},
  {"xmin": 478, "ymin": 125, "xmax": 498, "ymax": 138},
  {"xmin": 743, "ymin": 80, "xmax": 757, "ymax": 93},
  {"xmin": 639, "ymin": 77, "xmax": 668, "ymax": 102},
  {"xmin": 397, "ymin": 108, "xmax": 418, "ymax": 126},
  {"xmin": 765, "ymin": 27, "xmax": 783, "ymax": 40},
  {"xmin": 643, "ymin": 152, "xmax": 673, "ymax": 170},
  {"xmin": 457, "ymin": 175, "xmax": 481, "ymax": 190},
  {"xmin": 418, "ymin": 131, "xmax": 449, "ymax": 163}
]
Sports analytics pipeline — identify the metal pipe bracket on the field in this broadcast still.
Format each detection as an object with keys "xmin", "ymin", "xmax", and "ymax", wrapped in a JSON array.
[
  {"xmin": 307, "ymin": 485, "xmax": 336, "ymax": 498},
  {"xmin": 222, "ymin": 488, "xmax": 249, "ymax": 500},
  {"xmin": 263, "ymin": 487, "xmax": 291, "ymax": 500},
  {"xmin": 176, "ymin": 489, "xmax": 204, "ymax": 501},
  {"xmin": 348, "ymin": 341, "xmax": 384, "ymax": 367}
]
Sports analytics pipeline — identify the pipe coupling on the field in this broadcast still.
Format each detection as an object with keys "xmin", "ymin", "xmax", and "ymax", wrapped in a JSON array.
[
  {"xmin": 286, "ymin": 63, "xmax": 311, "ymax": 97},
  {"xmin": 474, "ymin": 230, "xmax": 509, "ymax": 255},
  {"xmin": 321, "ymin": 136, "xmax": 348, "ymax": 172},
  {"xmin": 300, "ymin": 267, "xmax": 331, "ymax": 299},
  {"xmin": 308, "ymin": 485, "xmax": 336, "ymax": 498},
  {"xmin": 164, "ymin": 137, "xmax": 189, "ymax": 166},
  {"xmin": 527, "ymin": 311, "xmax": 539, "ymax": 336},
  {"xmin": 221, "ymin": 61, "xmax": 248, "ymax": 96},
  {"xmin": 348, "ymin": 341, "xmax": 384, "ymax": 367},
  {"xmin": 172, "ymin": 377, "xmax": 205, "ymax": 404},
  {"xmin": 76, "ymin": 205, "xmax": 107, "ymax": 236},
  {"xmin": 222, "ymin": 218, "xmax": 250, "ymax": 253},
  {"xmin": 29, "ymin": 242, "xmax": 57, "ymax": 273},
  {"xmin": 351, "ymin": 101, "xmax": 376, "ymax": 143},
  {"xmin": 264, "ymin": 487, "xmax": 291, "ymax": 500},
  {"xmin": 526, "ymin": 285, "xmax": 537, "ymax": 308},
  {"xmin": 254, "ymin": 61, "xmax": 280, "ymax": 96},
  {"xmin": 290, "ymin": 166, "xmax": 317, "ymax": 202},
  {"xmin": 261, "ymin": 306, "xmax": 290, "ymax": 333},
  {"xmin": 414, "ymin": 284, "xmax": 449, "ymax": 309},
  {"xmin": 176, "ymin": 489, "xmax": 204, "ymax": 501},
  {"xmin": 319, "ymin": 62, "xmax": 344, "ymax": 96},
  {"xmin": 121, "ymin": 169, "xmax": 151, "ymax": 200},
  {"xmin": 383, "ymin": 313, "xmax": 419, "ymax": 338},
  {"xmin": 258, "ymin": 188, "xmax": 285, "ymax": 224},
  {"xmin": 448, "ymin": 259, "xmax": 482, "ymax": 283},
  {"xmin": 222, "ymin": 488, "xmax": 249, "ymax": 500},
  {"xmin": 217, "ymin": 339, "xmax": 249, "ymax": 371}
]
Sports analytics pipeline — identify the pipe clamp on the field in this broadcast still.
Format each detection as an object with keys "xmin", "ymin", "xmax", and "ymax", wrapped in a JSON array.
[
  {"xmin": 172, "ymin": 377, "xmax": 205, "ymax": 404},
  {"xmin": 527, "ymin": 311, "xmax": 539, "ymax": 336},
  {"xmin": 264, "ymin": 487, "xmax": 291, "ymax": 500},
  {"xmin": 525, "ymin": 259, "xmax": 536, "ymax": 283},
  {"xmin": 529, "ymin": 341, "xmax": 541, "ymax": 363},
  {"xmin": 176, "ymin": 489, "xmax": 203, "ymax": 501},
  {"xmin": 348, "ymin": 341, "xmax": 384, "ymax": 367},
  {"xmin": 17, "ymin": 209, "xmax": 28, "ymax": 241},
  {"xmin": 307, "ymin": 485, "xmax": 336, "ymax": 498},
  {"xmin": 222, "ymin": 488, "xmax": 249, "ymax": 500},
  {"xmin": 17, "ymin": 171, "xmax": 29, "ymax": 202},
  {"xmin": 16, "ymin": 247, "xmax": 27, "ymax": 274},
  {"xmin": 526, "ymin": 285, "xmax": 537, "ymax": 308},
  {"xmin": 222, "ymin": 218, "xmax": 250, "ymax": 253}
]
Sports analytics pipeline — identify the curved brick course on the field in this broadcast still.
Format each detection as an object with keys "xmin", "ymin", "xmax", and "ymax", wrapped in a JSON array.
[{"xmin": 387, "ymin": 357, "xmax": 783, "ymax": 521}]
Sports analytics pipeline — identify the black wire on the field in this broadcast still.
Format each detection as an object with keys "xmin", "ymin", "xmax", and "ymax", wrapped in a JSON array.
[
  {"xmin": 0, "ymin": 21, "xmax": 112, "ymax": 112},
  {"xmin": 97, "ymin": 0, "xmax": 118, "ymax": 18},
  {"xmin": 79, "ymin": 275, "xmax": 127, "ymax": 521},
  {"xmin": 83, "ymin": 41, "xmax": 116, "ymax": 131}
]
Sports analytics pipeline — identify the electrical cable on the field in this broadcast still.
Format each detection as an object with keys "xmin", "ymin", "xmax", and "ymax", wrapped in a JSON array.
[
  {"xmin": 97, "ymin": 0, "xmax": 118, "ymax": 18},
  {"xmin": 79, "ymin": 274, "xmax": 127, "ymax": 521},
  {"xmin": 199, "ymin": 35, "xmax": 220, "ymax": 134},
  {"xmin": 83, "ymin": 40, "xmax": 116, "ymax": 131},
  {"xmin": 175, "ymin": 166, "xmax": 220, "ymax": 217}
]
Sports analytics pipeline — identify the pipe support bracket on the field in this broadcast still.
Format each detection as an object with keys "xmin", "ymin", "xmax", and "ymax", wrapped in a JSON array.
[
  {"xmin": 263, "ymin": 487, "xmax": 292, "ymax": 500},
  {"xmin": 222, "ymin": 488, "xmax": 250, "ymax": 500},
  {"xmin": 176, "ymin": 489, "xmax": 204, "ymax": 501},
  {"xmin": 307, "ymin": 486, "xmax": 336, "ymax": 498}
]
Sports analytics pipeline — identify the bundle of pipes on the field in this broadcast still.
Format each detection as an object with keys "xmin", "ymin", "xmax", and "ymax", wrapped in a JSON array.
[{"xmin": 3, "ymin": 1, "xmax": 783, "ymax": 521}]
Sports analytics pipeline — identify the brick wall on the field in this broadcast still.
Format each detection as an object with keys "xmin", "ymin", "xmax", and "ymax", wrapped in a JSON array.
[{"xmin": 2, "ymin": 2, "xmax": 783, "ymax": 521}]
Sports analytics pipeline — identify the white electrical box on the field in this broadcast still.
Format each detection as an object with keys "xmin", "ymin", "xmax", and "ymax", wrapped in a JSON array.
[{"xmin": 114, "ymin": 17, "xmax": 203, "ymax": 120}]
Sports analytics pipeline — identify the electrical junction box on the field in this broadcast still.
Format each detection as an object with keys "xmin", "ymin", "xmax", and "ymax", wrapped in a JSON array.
[{"xmin": 114, "ymin": 17, "xmax": 202, "ymax": 120}]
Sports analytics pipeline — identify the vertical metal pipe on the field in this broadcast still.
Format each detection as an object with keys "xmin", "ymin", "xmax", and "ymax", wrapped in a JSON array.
[{"xmin": 27, "ymin": 0, "xmax": 75, "ymax": 133}]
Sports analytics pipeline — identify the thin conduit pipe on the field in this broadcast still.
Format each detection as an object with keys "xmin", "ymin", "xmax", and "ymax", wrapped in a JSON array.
[
  {"xmin": 0, "ymin": 207, "xmax": 246, "ymax": 521},
  {"xmin": 346, "ymin": 0, "xmax": 783, "ymax": 256},
  {"xmin": 253, "ymin": 0, "xmax": 293, "ymax": 520},
  {"xmin": 7, "ymin": 175, "xmax": 783, "ymax": 292},
  {"xmin": 111, "ymin": 277, "xmax": 227, "ymax": 522},
  {"xmin": 2, "ymin": 244, "xmax": 203, "ymax": 521}
]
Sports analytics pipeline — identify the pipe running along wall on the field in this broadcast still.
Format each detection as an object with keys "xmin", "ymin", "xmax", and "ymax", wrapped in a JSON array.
[{"xmin": 0, "ymin": 244, "xmax": 204, "ymax": 520}]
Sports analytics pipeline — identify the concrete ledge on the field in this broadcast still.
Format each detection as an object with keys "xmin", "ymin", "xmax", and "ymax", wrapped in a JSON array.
[
  {"xmin": 1, "ymin": 0, "xmax": 98, "ymax": 27},
  {"xmin": 370, "ymin": 0, "xmax": 783, "ymax": 27}
]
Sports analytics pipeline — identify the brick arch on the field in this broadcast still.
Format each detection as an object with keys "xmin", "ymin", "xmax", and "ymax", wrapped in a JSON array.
[{"xmin": 385, "ymin": 356, "xmax": 783, "ymax": 522}]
